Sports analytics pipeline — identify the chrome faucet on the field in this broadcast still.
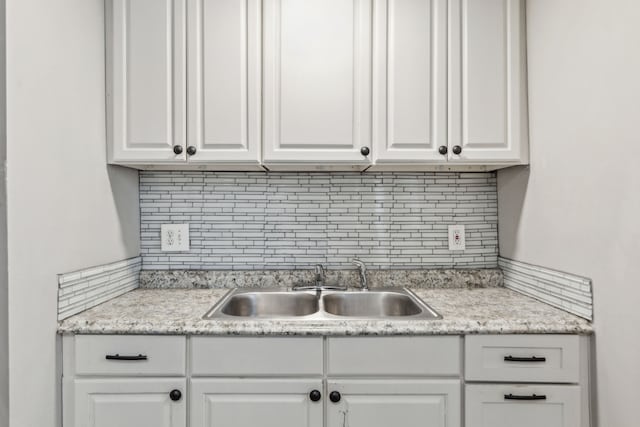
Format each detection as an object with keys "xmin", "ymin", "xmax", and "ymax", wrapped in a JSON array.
[
  {"xmin": 314, "ymin": 264, "xmax": 326, "ymax": 286},
  {"xmin": 351, "ymin": 259, "xmax": 368, "ymax": 291}
]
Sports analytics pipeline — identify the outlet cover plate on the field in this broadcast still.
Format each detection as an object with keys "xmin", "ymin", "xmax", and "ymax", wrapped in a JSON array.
[
  {"xmin": 448, "ymin": 225, "xmax": 466, "ymax": 251},
  {"xmin": 161, "ymin": 224, "xmax": 190, "ymax": 252}
]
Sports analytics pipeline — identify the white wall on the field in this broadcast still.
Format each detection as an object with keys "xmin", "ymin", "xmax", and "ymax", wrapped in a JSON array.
[
  {"xmin": 498, "ymin": 1, "xmax": 640, "ymax": 426},
  {"xmin": 4, "ymin": 0, "xmax": 140, "ymax": 425}
]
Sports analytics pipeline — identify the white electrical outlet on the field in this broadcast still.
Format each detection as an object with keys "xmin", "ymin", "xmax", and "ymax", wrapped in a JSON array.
[
  {"xmin": 161, "ymin": 224, "xmax": 190, "ymax": 252},
  {"xmin": 448, "ymin": 225, "xmax": 466, "ymax": 251}
]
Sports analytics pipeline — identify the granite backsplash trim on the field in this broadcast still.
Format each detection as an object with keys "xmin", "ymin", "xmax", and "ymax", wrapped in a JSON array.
[{"xmin": 139, "ymin": 268, "xmax": 503, "ymax": 289}]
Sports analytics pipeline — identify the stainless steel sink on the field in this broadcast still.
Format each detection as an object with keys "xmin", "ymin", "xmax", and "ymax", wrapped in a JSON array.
[
  {"xmin": 204, "ymin": 288, "xmax": 441, "ymax": 320},
  {"xmin": 208, "ymin": 291, "xmax": 319, "ymax": 318},
  {"xmin": 323, "ymin": 291, "xmax": 425, "ymax": 317}
]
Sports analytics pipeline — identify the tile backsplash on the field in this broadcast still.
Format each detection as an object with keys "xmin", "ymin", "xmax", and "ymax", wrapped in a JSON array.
[
  {"xmin": 499, "ymin": 257, "xmax": 593, "ymax": 320},
  {"xmin": 57, "ymin": 256, "xmax": 141, "ymax": 320},
  {"xmin": 140, "ymin": 172, "xmax": 498, "ymax": 270}
]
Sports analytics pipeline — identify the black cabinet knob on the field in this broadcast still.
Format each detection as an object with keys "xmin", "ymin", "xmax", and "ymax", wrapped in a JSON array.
[
  {"xmin": 360, "ymin": 146, "xmax": 370, "ymax": 156},
  {"xmin": 329, "ymin": 391, "xmax": 341, "ymax": 403},
  {"xmin": 438, "ymin": 146, "xmax": 448, "ymax": 155},
  {"xmin": 173, "ymin": 145, "xmax": 183, "ymax": 155},
  {"xmin": 309, "ymin": 390, "xmax": 322, "ymax": 402},
  {"xmin": 169, "ymin": 389, "xmax": 182, "ymax": 401},
  {"xmin": 452, "ymin": 145, "xmax": 462, "ymax": 155},
  {"xmin": 186, "ymin": 146, "xmax": 197, "ymax": 156}
]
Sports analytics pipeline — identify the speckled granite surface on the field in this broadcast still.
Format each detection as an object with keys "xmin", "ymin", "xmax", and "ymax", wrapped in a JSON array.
[
  {"xmin": 57, "ymin": 287, "xmax": 592, "ymax": 336},
  {"xmin": 139, "ymin": 269, "xmax": 503, "ymax": 289}
]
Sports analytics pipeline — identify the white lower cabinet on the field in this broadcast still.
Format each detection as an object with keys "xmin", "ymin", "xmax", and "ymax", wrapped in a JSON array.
[
  {"xmin": 466, "ymin": 384, "xmax": 581, "ymax": 427},
  {"xmin": 64, "ymin": 335, "xmax": 589, "ymax": 427},
  {"xmin": 190, "ymin": 378, "xmax": 323, "ymax": 427},
  {"xmin": 189, "ymin": 379, "xmax": 460, "ymax": 427},
  {"xmin": 73, "ymin": 378, "xmax": 186, "ymax": 427},
  {"xmin": 464, "ymin": 335, "xmax": 589, "ymax": 427},
  {"xmin": 189, "ymin": 378, "xmax": 460, "ymax": 427},
  {"xmin": 327, "ymin": 379, "xmax": 460, "ymax": 427}
]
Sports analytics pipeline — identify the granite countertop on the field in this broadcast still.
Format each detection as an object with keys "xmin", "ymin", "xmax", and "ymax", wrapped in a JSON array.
[{"xmin": 57, "ymin": 287, "xmax": 593, "ymax": 336}]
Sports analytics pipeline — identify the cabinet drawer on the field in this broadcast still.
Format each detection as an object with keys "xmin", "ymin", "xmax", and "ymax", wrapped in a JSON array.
[
  {"xmin": 190, "ymin": 337, "xmax": 323, "ymax": 376},
  {"xmin": 74, "ymin": 335, "xmax": 186, "ymax": 376},
  {"xmin": 327, "ymin": 336, "xmax": 461, "ymax": 376},
  {"xmin": 465, "ymin": 335, "xmax": 580, "ymax": 383},
  {"xmin": 465, "ymin": 384, "xmax": 581, "ymax": 427}
]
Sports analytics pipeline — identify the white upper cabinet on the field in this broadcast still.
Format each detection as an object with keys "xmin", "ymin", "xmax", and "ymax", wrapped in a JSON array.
[
  {"xmin": 186, "ymin": 0, "xmax": 261, "ymax": 165},
  {"xmin": 107, "ymin": 0, "xmax": 528, "ymax": 169},
  {"xmin": 107, "ymin": 0, "xmax": 262, "ymax": 167},
  {"xmin": 107, "ymin": 0, "xmax": 187, "ymax": 163},
  {"xmin": 262, "ymin": 0, "xmax": 373, "ymax": 167},
  {"xmin": 373, "ymin": 0, "xmax": 448, "ymax": 164},
  {"xmin": 373, "ymin": 0, "xmax": 528, "ymax": 168},
  {"xmin": 448, "ymin": 0, "xmax": 528, "ymax": 164}
]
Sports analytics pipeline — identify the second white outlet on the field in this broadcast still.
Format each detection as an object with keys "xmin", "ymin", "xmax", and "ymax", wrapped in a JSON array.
[
  {"xmin": 448, "ymin": 225, "xmax": 466, "ymax": 251},
  {"xmin": 161, "ymin": 224, "xmax": 190, "ymax": 252}
]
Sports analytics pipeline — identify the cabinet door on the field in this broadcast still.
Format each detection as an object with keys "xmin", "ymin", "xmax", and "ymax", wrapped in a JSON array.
[
  {"xmin": 73, "ymin": 378, "xmax": 186, "ymax": 427},
  {"xmin": 466, "ymin": 384, "xmax": 581, "ymax": 427},
  {"xmin": 191, "ymin": 379, "xmax": 323, "ymax": 427},
  {"xmin": 448, "ymin": 0, "xmax": 528, "ymax": 163},
  {"xmin": 186, "ymin": 0, "xmax": 261, "ymax": 164},
  {"xmin": 107, "ymin": 0, "xmax": 187, "ymax": 163},
  {"xmin": 263, "ymin": 0, "xmax": 373, "ymax": 165},
  {"xmin": 326, "ymin": 379, "xmax": 461, "ymax": 427},
  {"xmin": 373, "ymin": 0, "xmax": 447, "ymax": 163}
]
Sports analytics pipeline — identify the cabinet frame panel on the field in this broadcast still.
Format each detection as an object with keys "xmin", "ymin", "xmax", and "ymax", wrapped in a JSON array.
[
  {"xmin": 448, "ymin": 0, "xmax": 528, "ymax": 163},
  {"xmin": 262, "ymin": 0, "xmax": 373, "ymax": 164},
  {"xmin": 327, "ymin": 379, "xmax": 461, "ymax": 427},
  {"xmin": 373, "ymin": 0, "xmax": 448, "ymax": 163},
  {"xmin": 186, "ymin": 0, "xmax": 262, "ymax": 164},
  {"xmin": 107, "ymin": 0, "xmax": 187, "ymax": 163},
  {"xmin": 73, "ymin": 377, "xmax": 187, "ymax": 427},
  {"xmin": 190, "ymin": 378, "xmax": 324, "ymax": 427}
]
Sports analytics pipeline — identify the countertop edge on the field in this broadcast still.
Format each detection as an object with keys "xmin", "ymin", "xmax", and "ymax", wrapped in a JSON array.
[
  {"xmin": 57, "ymin": 287, "xmax": 593, "ymax": 336},
  {"xmin": 58, "ymin": 323, "xmax": 594, "ymax": 336}
]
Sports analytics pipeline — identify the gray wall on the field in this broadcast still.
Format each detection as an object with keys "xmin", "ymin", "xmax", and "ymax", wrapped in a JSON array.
[
  {"xmin": 498, "ymin": 1, "xmax": 640, "ymax": 425},
  {"xmin": 4, "ymin": 0, "xmax": 140, "ymax": 425},
  {"xmin": 0, "ymin": 0, "xmax": 7, "ymax": 423}
]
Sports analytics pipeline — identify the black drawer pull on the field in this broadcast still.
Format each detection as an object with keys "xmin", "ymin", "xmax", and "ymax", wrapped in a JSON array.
[
  {"xmin": 105, "ymin": 354, "xmax": 148, "ymax": 361},
  {"xmin": 505, "ymin": 393, "xmax": 547, "ymax": 401},
  {"xmin": 504, "ymin": 355, "xmax": 546, "ymax": 362}
]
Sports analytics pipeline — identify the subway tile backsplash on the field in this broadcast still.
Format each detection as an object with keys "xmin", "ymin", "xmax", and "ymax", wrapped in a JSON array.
[{"xmin": 140, "ymin": 172, "xmax": 498, "ymax": 270}]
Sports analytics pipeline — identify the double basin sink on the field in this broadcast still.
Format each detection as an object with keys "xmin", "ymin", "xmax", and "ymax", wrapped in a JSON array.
[{"xmin": 204, "ymin": 288, "xmax": 441, "ymax": 320}]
